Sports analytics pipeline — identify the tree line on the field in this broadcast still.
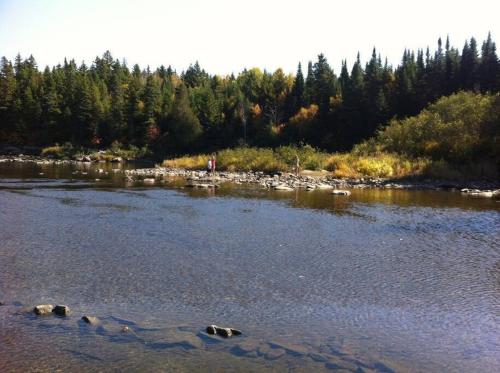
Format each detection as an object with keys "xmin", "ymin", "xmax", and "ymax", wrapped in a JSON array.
[{"xmin": 0, "ymin": 34, "xmax": 498, "ymax": 157}]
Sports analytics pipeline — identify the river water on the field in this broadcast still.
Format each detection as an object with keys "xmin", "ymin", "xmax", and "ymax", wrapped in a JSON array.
[{"xmin": 0, "ymin": 161, "xmax": 499, "ymax": 372}]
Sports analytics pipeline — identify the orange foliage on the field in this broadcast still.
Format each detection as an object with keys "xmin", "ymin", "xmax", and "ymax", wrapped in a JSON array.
[
  {"xmin": 251, "ymin": 104, "xmax": 262, "ymax": 117},
  {"xmin": 289, "ymin": 104, "xmax": 319, "ymax": 125}
]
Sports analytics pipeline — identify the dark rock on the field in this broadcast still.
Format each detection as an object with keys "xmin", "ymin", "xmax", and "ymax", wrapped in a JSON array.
[
  {"xmin": 81, "ymin": 315, "xmax": 99, "ymax": 325},
  {"xmin": 216, "ymin": 327, "xmax": 233, "ymax": 338},
  {"xmin": 206, "ymin": 325, "xmax": 217, "ymax": 335},
  {"xmin": 205, "ymin": 324, "xmax": 242, "ymax": 338},
  {"xmin": 53, "ymin": 305, "xmax": 70, "ymax": 316},
  {"xmin": 230, "ymin": 328, "xmax": 242, "ymax": 336}
]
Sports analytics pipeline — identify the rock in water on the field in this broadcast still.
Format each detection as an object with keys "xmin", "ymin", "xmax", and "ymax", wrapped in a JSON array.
[
  {"xmin": 81, "ymin": 315, "xmax": 99, "ymax": 325},
  {"xmin": 206, "ymin": 325, "xmax": 217, "ymax": 335},
  {"xmin": 53, "ymin": 305, "xmax": 70, "ymax": 316},
  {"xmin": 205, "ymin": 324, "xmax": 242, "ymax": 338},
  {"xmin": 230, "ymin": 328, "xmax": 242, "ymax": 335},
  {"xmin": 332, "ymin": 189, "xmax": 351, "ymax": 196},
  {"xmin": 273, "ymin": 184, "xmax": 293, "ymax": 191},
  {"xmin": 33, "ymin": 304, "xmax": 54, "ymax": 315},
  {"xmin": 216, "ymin": 327, "xmax": 233, "ymax": 338}
]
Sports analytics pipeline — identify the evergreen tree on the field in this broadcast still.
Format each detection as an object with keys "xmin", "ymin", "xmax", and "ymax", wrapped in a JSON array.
[
  {"xmin": 311, "ymin": 54, "xmax": 337, "ymax": 116},
  {"xmin": 164, "ymin": 83, "xmax": 202, "ymax": 152},
  {"xmin": 304, "ymin": 61, "xmax": 314, "ymax": 105},
  {"xmin": 460, "ymin": 38, "xmax": 479, "ymax": 91},
  {"xmin": 0, "ymin": 57, "xmax": 17, "ymax": 142},
  {"xmin": 479, "ymin": 32, "xmax": 499, "ymax": 92}
]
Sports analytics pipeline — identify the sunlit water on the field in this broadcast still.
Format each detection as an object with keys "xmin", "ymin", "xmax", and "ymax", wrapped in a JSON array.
[{"xmin": 0, "ymin": 162, "xmax": 499, "ymax": 372}]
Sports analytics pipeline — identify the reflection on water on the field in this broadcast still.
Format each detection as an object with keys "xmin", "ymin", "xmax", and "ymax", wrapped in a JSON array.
[{"xmin": 0, "ymin": 162, "xmax": 499, "ymax": 372}]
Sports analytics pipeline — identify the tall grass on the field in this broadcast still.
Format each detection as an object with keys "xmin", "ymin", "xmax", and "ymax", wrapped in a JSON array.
[
  {"xmin": 325, "ymin": 153, "xmax": 429, "ymax": 178},
  {"xmin": 163, "ymin": 146, "xmax": 430, "ymax": 178}
]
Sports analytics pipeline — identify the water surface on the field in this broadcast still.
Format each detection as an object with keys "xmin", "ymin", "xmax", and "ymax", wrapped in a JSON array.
[{"xmin": 0, "ymin": 162, "xmax": 499, "ymax": 372}]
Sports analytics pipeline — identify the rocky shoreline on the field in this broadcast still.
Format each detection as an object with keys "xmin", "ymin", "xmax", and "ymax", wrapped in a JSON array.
[
  {"xmin": 125, "ymin": 166, "xmax": 500, "ymax": 197},
  {"xmin": 1, "ymin": 155, "xmax": 499, "ymax": 197}
]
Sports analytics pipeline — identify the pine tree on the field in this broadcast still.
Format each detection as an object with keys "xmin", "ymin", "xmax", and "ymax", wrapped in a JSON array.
[
  {"xmin": 165, "ymin": 83, "xmax": 202, "ymax": 152},
  {"xmin": 290, "ymin": 63, "xmax": 305, "ymax": 115},
  {"xmin": 312, "ymin": 54, "xmax": 337, "ymax": 116},
  {"xmin": 304, "ymin": 61, "xmax": 314, "ymax": 105},
  {"xmin": 0, "ymin": 57, "xmax": 17, "ymax": 142},
  {"xmin": 40, "ymin": 66, "xmax": 61, "ymax": 144},
  {"xmin": 478, "ymin": 32, "xmax": 499, "ymax": 92}
]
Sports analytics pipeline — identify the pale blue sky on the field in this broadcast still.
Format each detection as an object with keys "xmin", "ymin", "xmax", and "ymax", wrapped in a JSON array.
[{"xmin": 1, "ymin": 0, "xmax": 499, "ymax": 75}]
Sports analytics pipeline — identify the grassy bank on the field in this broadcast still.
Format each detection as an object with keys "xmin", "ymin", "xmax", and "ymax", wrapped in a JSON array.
[
  {"xmin": 163, "ymin": 146, "xmax": 432, "ymax": 179},
  {"xmin": 163, "ymin": 144, "xmax": 498, "ymax": 180}
]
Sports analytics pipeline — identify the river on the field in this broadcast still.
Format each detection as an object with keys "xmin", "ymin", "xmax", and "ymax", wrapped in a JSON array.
[{"xmin": 0, "ymin": 161, "xmax": 499, "ymax": 372}]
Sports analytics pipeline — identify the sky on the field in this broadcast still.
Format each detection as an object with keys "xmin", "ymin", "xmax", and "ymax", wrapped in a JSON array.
[{"xmin": 1, "ymin": 0, "xmax": 499, "ymax": 75}]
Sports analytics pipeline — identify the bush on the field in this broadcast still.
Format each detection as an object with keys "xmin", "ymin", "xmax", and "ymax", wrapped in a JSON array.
[
  {"xmin": 41, "ymin": 143, "xmax": 74, "ymax": 158},
  {"xmin": 375, "ymin": 92, "xmax": 500, "ymax": 164},
  {"xmin": 325, "ymin": 153, "xmax": 429, "ymax": 178}
]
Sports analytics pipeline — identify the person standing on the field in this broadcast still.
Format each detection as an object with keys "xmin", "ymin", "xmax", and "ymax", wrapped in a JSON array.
[
  {"xmin": 211, "ymin": 154, "xmax": 216, "ymax": 173},
  {"xmin": 207, "ymin": 158, "xmax": 212, "ymax": 173}
]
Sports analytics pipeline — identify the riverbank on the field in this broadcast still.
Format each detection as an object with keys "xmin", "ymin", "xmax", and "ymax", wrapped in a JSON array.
[
  {"xmin": 0, "ymin": 143, "xmax": 151, "ymax": 163},
  {"xmin": 2, "ymin": 154, "xmax": 499, "ymax": 195},
  {"xmin": 125, "ymin": 166, "xmax": 500, "ymax": 196}
]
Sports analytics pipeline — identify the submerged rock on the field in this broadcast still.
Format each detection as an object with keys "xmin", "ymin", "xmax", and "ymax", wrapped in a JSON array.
[
  {"xmin": 33, "ymin": 304, "xmax": 54, "ymax": 315},
  {"xmin": 232, "ymin": 339, "xmax": 261, "ymax": 357},
  {"xmin": 53, "ymin": 305, "xmax": 71, "ymax": 316},
  {"xmin": 81, "ymin": 315, "xmax": 99, "ymax": 325},
  {"xmin": 258, "ymin": 344, "xmax": 286, "ymax": 360}
]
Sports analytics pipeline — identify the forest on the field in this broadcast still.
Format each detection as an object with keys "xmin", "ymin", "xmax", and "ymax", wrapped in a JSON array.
[{"xmin": 0, "ymin": 34, "xmax": 499, "ymax": 160}]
